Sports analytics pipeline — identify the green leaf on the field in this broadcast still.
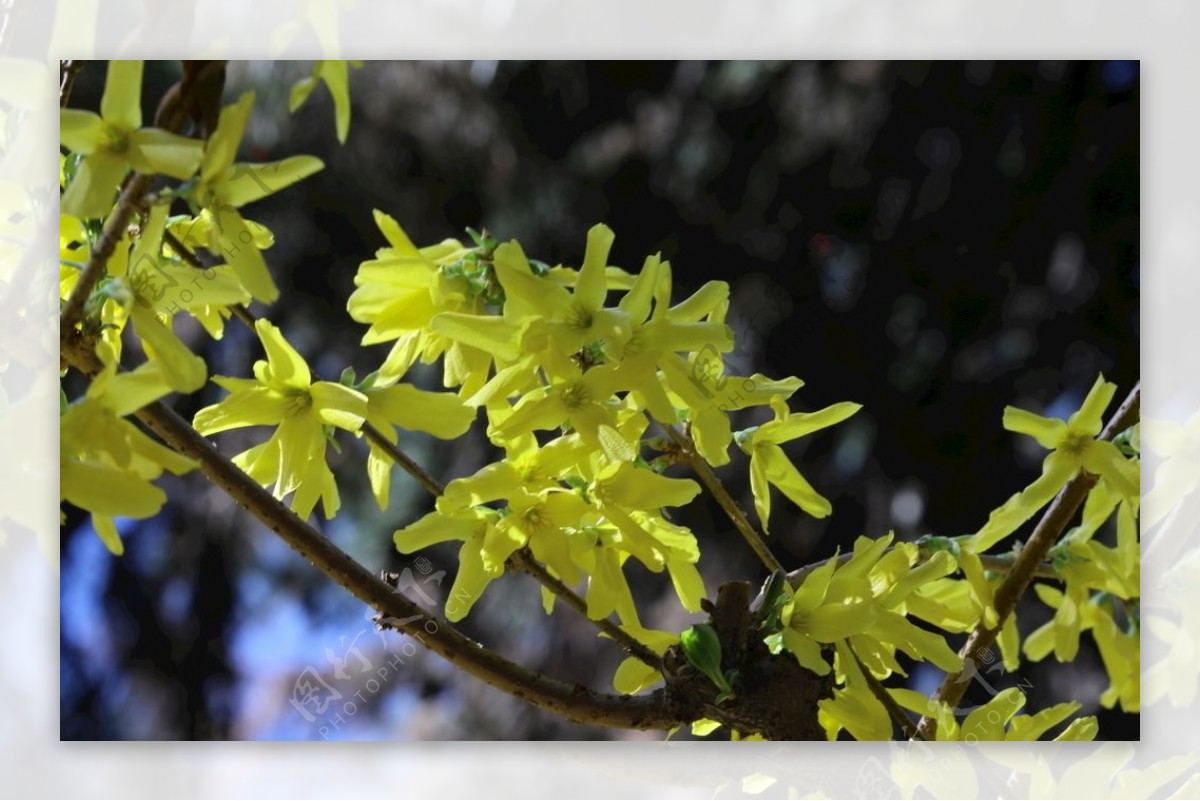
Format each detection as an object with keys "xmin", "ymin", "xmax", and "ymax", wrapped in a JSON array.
[
  {"xmin": 1113, "ymin": 423, "xmax": 1140, "ymax": 457},
  {"xmin": 324, "ymin": 424, "xmax": 342, "ymax": 454},
  {"xmin": 680, "ymin": 623, "xmax": 734, "ymax": 696},
  {"xmin": 755, "ymin": 569, "xmax": 789, "ymax": 633}
]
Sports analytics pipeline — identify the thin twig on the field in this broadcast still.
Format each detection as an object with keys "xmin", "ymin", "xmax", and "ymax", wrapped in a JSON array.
[
  {"xmin": 361, "ymin": 422, "xmax": 446, "ymax": 497},
  {"xmin": 662, "ymin": 424, "xmax": 785, "ymax": 575},
  {"xmin": 61, "ymin": 330, "xmax": 676, "ymax": 731},
  {"xmin": 913, "ymin": 382, "xmax": 1141, "ymax": 739},
  {"xmin": 161, "ymin": 228, "xmax": 206, "ymax": 268},
  {"xmin": 60, "ymin": 60, "xmax": 85, "ymax": 108},
  {"xmin": 510, "ymin": 549, "xmax": 663, "ymax": 669},
  {"xmin": 849, "ymin": 642, "xmax": 920, "ymax": 740}
]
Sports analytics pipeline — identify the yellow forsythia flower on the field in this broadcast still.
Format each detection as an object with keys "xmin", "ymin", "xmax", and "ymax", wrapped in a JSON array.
[
  {"xmin": 61, "ymin": 361, "xmax": 197, "ymax": 554},
  {"xmin": 972, "ymin": 374, "xmax": 1139, "ymax": 552},
  {"xmin": 289, "ymin": 60, "xmax": 362, "ymax": 144},
  {"xmin": 735, "ymin": 394, "xmax": 861, "ymax": 532},
  {"xmin": 60, "ymin": 60, "xmax": 203, "ymax": 218},
  {"xmin": 193, "ymin": 320, "xmax": 366, "ymax": 519},
  {"xmin": 188, "ymin": 92, "xmax": 324, "ymax": 302},
  {"xmin": 780, "ymin": 534, "xmax": 961, "ymax": 679}
]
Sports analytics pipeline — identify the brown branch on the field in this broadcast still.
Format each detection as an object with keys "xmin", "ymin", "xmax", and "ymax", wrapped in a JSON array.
[
  {"xmin": 61, "ymin": 331, "xmax": 675, "ymax": 732},
  {"xmin": 662, "ymin": 424, "xmax": 785, "ymax": 575},
  {"xmin": 913, "ymin": 382, "xmax": 1141, "ymax": 740}
]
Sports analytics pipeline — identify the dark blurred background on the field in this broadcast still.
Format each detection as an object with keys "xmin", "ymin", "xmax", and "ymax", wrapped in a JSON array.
[{"xmin": 60, "ymin": 60, "xmax": 1139, "ymax": 741}]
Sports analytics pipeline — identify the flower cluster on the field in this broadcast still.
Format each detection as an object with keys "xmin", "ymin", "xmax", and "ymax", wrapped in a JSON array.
[
  {"xmin": 60, "ymin": 60, "xmax": 353, "ymax": 548},
  {"xmin": 377, "ymin": 219, "xmax": 855, "ymax": 625}
]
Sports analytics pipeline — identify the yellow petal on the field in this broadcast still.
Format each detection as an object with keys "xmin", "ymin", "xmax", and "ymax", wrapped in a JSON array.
[
  {"xmin": 130, "ymin": 305, "xmax": 207, "ymax": 393},
  {"xmin": 215, "ymin": 210, "xmax": 278, "ymax": 302},
  {"xmin": 97, "ymin": 359, "xmax": 175, "ymax": 417},
  {"xmin": 60, "ymin": 150, "xmax": 128, "ymax": 219},
  {"xmin": 1069, "ymin": 375, "xmax": 1116, "ymax": 436},
  {"xmin": 1002, "ymin": 406, "xmax": 1067, "ymax": 449},
  {"xmin": 438, "ymin": 462, "xmax": 524, "ymax": 512},
  {"xmin": 60, "ymin": 109, "xmax": 104, "ymax": 154},
  {"xmin": 1082, "ymin": 440, "xmax": 1139, "ymax": 501},
  {"xmin": 613, "ymin": 657, "xmax": 663, "ymax": 695},
  {"xmin": 956, "ymin": 549, "xmax": 998, "ymax": 629},
  {"xmin": 310, "ymin": 381, "xmax": 368, "ymax": 431},
  {"xmin": 1006, "ymin": 701, "xmax": 1081, "ymax": 741},
  {"xmin": 215, "ymin": 156, "xmax": 325, "ymax": 208},
  {"xmin": 202, "ymin": 92, "xmax": 255, "ymax": 182},
  {"xmin": 92, "ymin": 515, "xmax": 125, "ymax": 556},
  {"xmin": 323, "ymin": 60, "xmax": 354, "ymax": 143},
  {"xmin": 749, "ymin": 448, "xmax": 772, "ymax": 533},
  {"xmin": 445, "ymin": 539, "xmax": 495, "ymax": 623},
  {"xmin": 255, "ymin": 319, "xmax": 310, "ymax": 388},
  {"xmin": 962, "ymin": 687, "xmax": 1024, "ymax": 740},
  {"xmin": 492, "ymin": 240, "xmax": 571, "ymax": 320},
  {"xmin": 791, "ymin": 551, "xmax": 840, "ymax": 612},
  {"xmin": 667, "ymin": 280, "xmax": 729, "ymax": 322},
  {"xmin": 480, "ymin": 517, "xmax": 529, "ymax": 571},
  {"xmin": 804, "ymin": 601, "xmax": 878, "ymax": 641},
  {"xmin": 782, "ymin": 627, "xmax": 832, "ymax": 675},
  {"xmin": 61, "ymin": 459, "xmax": 164, "ymax": 519},
  {"xmin": 597, "ymin": 463, "xmax": 700, "ymax": 510},
  {"xmin": 998, "ymin": 612, "xmax": 1021, "ymax": 672},
  {"xmin": 759, "ymin": 443, "xmax": 833, "ymax": 518},
  {"xmin": 394, "ymin": 510, "xmax": 483, "ymax": 553},
  {"xmin": 1053, "ymin": 717, "xmax": 1098, "ymax": 741},
  {"xmin": 128, "ymin": 128, "xmax": 204, "ymax": 180},
  {"xmin": 488, "ymin": 390, "xmax": 561, "ymax": 442},
  {"xmin": 367, "ymin": 443, "xmax": 393, "ymax": 510},
  {"xmin": 288, "ymin": 75, "xmax": 318, "ymax": 113},
  {"xmin": 194, "ymin": 385, "xmax": 288, "ymax": 435},
  {"xmin": 970, "ymin": 449, "xmax": 1078, "ymax": 552},
  {"xmin": 275, "ymin": 414, "xmax": 324, "ymax": 500},
  {"xmin": 574, "ymin": 223, "xmax": 615, "ymax": 311},
  {"xmin": 100, "ymin": 60, "xmax": 143, "ymax": 131},
  {"xmin": 430, "ymin": 313, "xmax": 522, "ymax": 361},
  {"xmin": 370, "ymin": 209, "xmax": 420, "ymax": 254},
  {"xmin": 368, "ymin": 384, "xmax": 476, "ymax": 439},
  {"xmin": 666, "ymin": 559, "xmax": 706, "ymax": 612},
  {"xmin": 618, "ymin": 253, "xmax": 661, "ymax": 323},
  {"xmin": 763, "ymin": 401, "xmax": 862, "ymax": 444}
]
